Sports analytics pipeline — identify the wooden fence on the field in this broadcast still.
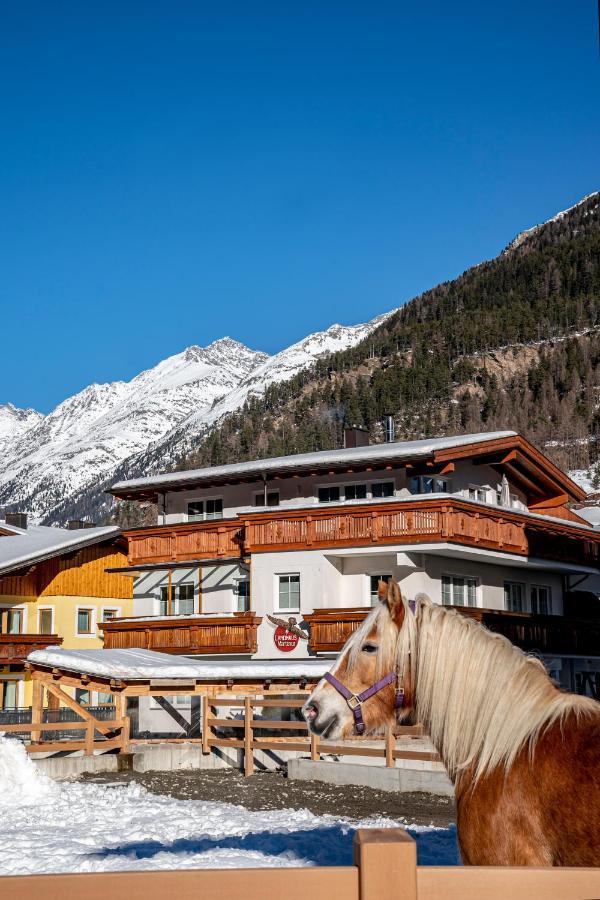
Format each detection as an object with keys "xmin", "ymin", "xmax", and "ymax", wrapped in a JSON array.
[
  {"xmin": 201, "ymin": 695, "xmax": 437, "ymax": 776},
  {"xmin": 1, "ymin": 828, "xmax": 598, "ymax": 900}
]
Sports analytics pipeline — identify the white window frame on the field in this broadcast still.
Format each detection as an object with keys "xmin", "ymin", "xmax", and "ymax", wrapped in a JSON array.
[
  {"xmin": 100, "ymin": 606, "xmax": 121, "ymax": 623},
  {"xmin": 344, "ymin": 482, "xmax": 368, "ymax": 502},
  {"xmin": 0, "ymin": 603, "xmax": 27, "ymax": 634},
  {"xmin": 75, "ymin": 605, "xmax": 96, "ymax": 637},
  {"xmin": 371, "ymin": 480, "xmax": 396, "ymax": 499},
  {"xmin": 276, "ymin": 573, "xmax": 301, "ymax": 613},
  {"xmin": 504, "ymin": 581, "xmax": 526, "ymax": 613},
  {"xmin": 530, "ymin": 584, "xmax": 552, "ymax": 616},
  {"xmin": 467, "ymin": 485, "xmax": 487, "ymax": 503},
  {"xmin": 316, "ymin": 483, "xmax": 342, "ymax": 504},
  {"xmin": 175, "ymin": 582, "xmax": 195, "ymax": 615},
  {"xmin": 441, "ymin": 573, "xmax": 479, "ymax": 607},
  {"xmin": 367, "ymin": 573, "xmax": 392, "ymax": 606},
  {"xmin": 187, "ymin": 496, "xmax": 224, "ymax": 521},
  {"xmin": 233, "ymin": 577, "xmax": 250, "ymax": 612},
  {"xmin": 37, "ymin": 605, "xmax": 55, "ymax": 635},
  {"xmin": 0, "ymin": 675, "xmax": 24, "ymax": 710},
  {"xmin": 408, "ymin": 475, "xmax": 448, "ymax": 496}
]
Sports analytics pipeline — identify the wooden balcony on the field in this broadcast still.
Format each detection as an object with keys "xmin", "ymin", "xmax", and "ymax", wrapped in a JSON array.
[
  {"xmin": 126, "ymin": 520, "xmax": 244, "ymax": 566},
  {"xmin": 304, "ymin": 606, "xmax": 600, "ymax": 657},
  {"xmin": 100, "ymin": 612, "xmax": 261, "ymax": 656},
  {"xmin": 0, "ymin": 634, "xmax": 63, "ymax": 665}
]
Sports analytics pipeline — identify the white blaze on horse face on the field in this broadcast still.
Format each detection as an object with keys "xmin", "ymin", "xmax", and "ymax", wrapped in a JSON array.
[{"xmin": 303, "ymin": 660, "xmax": 353, "ymax": 740}]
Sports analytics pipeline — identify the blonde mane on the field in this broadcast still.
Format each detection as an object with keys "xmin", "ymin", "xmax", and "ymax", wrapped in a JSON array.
[{"xmin": 345, "ymin": 598, "xmax": 598, "ymax": 782}]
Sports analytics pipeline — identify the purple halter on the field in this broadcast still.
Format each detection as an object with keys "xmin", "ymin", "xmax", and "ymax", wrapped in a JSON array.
[{"xmin": 323, "ymin": 671, "xmax": 405, "ymax": 736}]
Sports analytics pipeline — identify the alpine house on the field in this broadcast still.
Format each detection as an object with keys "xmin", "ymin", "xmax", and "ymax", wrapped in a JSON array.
[{"xmin": 106, "ymin": 429, "xmax": 600, "ymax": 696}]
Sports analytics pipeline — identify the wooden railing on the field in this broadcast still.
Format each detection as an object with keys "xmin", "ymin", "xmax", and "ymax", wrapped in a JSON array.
[
  {"xmin": 2, "ymin": 829, "xmax": 600, "ymax": 899},
  {"xmin": 126, "ymin": 519, "xmax": 244, "ymax": 566},
  {"xmin": 100, "ymin": 612, "xmax": 262, "ymax": 655},
  {"xmin": 0, "ymin": 633, "xmax": 62, "ymax": 664},
  {"xmin": 201, "ymin": 695, "xmax": 434, "ymax": 776},
  {"xmin": 305, "ymin": 606, "xmax": 600, "ymax": 657}
]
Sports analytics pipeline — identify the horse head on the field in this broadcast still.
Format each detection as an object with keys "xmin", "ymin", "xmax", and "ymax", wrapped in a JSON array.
[{"xmin": 303, "ymin": 579, "xmax": 419, "ymax": 739}]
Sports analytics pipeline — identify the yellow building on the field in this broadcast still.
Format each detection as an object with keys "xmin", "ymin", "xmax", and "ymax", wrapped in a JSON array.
[{"xmin": 0, "ymin": 515, "xmax": 132, "ymax": 708}]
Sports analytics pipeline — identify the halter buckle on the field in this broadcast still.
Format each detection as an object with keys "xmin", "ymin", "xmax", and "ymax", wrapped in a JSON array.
[{"xmin": 346, "ymin": 695, "xmax": 361, "ymax": 710}]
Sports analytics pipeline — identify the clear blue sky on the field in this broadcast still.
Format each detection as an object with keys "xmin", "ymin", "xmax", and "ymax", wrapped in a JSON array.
[{"xmin": 1, "ymin": 1, "xmax": 598, "ymax": 413}]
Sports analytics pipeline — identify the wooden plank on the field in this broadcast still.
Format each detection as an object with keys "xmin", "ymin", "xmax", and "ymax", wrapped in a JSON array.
[
  {"xmin": 416, "ymin": 867, "xmax": 600, "ymax": 900},
  {"xmin": 244, "ymin": 696, "xmax": 253, "ymax": 776},
  {"xmin": 27, "ymin": 739, "xmax": 123, "ymax": 754},
  {"xmin": 207, "ymin": 738, "xmax": 245, "ymax": 750},
  {"xmin": 354, "ymin": 829, "xmax": 416, "ymax": 900},
  {"xmin": 31, "ymin": 678, "xmax": 43, "ymax": 743},
  {"xmin": 0, "ymin": 866, "xmax": 358, "ymax": 900},
  {"xmin": 0, "ymin": 721, "xmax": 123, "ymax": 733},
  {"xmin": 43, "ymin": 681, "xmax": 116, "ymax": 736}
]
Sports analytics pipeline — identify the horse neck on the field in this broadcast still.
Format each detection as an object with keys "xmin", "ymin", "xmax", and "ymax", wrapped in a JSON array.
[{"xmin": 410, "ymin": 603, "xmax": 587, "ymax": 783}]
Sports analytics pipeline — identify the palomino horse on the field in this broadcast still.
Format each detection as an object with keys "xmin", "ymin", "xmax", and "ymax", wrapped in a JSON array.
[{"xmin": 303, "ymin": 580, "xmax": 600, "ymax": 866}]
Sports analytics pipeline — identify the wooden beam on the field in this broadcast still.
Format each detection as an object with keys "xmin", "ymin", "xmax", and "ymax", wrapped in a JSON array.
[
  {"xmin": 529, "ymin": 493, "xmax": 569, "ymax": 510},
  {"xmin": 43, "ymin": 681, "xmax": 116, "ymax": 736}
]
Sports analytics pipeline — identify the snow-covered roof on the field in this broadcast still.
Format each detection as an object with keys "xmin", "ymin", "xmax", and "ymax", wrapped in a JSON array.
[
  {"xmin": 0, "ymin": 522, "xmax": 122, "ymax": 576},
  {"xmin": 27, "ymin": 646, "xmax": 329, "ymax": 681},
  {"xmin": 111, "ymin": 431, "xmax": 518, "ymax": 496}
]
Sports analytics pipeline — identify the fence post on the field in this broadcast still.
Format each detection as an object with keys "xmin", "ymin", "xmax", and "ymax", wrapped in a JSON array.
[
  {"xmin": 310, "ymin": 731, "xmax": 320, "ymax": 761},
  {"xmin": 85, "ymin": 720, "xmax": 94, "ymax": 757},
  {"xmin": 353, "ymin": 828, "xmax": 417, "ymax": 900},
  {"xmin": 244, "ymin": 696, "xmax": 253, "ymax": 777},
  {"xmin": 31, "ymin": 678, "xmax": 43, "ymax": 744},
  {"xmin": 201, "ymin": 695, "xmax": 212, "ymax": 754},
  {"xmin": 385, "ymin": 725, "xmax": 395, "ymax": 768}
]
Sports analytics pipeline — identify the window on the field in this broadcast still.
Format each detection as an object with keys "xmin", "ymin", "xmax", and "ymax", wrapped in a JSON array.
[
  {"xmin": 254, "ymin": 491, "xmax": 280, "ymax": 507},
  {"xmin": 468, "ymin": 487, "xmax": 487, "ymax": 503},
  {"xmin": 97, "ymin": 692, "xmax": 114, "ymax": 705},
  {"xmin": 234, "ymin": 579, "xmax": 250, "ymax": 612},
  {"xmin": 370, "ymin": 574, "xmax": 391, "ymax": 605},
  {"xmin": 442, "ymin": 575, "xmax": 477, "ymax": 607},
  {"xmin": 159, "ymin": 586, "xmax": 169, "ymax": 616},
  {"xmin": 531, "ymin": 585, "xmax": 552, "ymax": 616},
  {"xmin": 6, "ymin": 608, "xmax": 23, "ymax": 634},
  {"xmin": 38, "ymin": 608, "xmax": 53, "ymax": 635},
  {"xmin": 176, "ymin": 583, "xmax": 195, "ymax": 615},
  {"xmin": 504, "ymin": 581, "xmax": 525, "ymax": 612},
  {"xmin": 1, "ymin": 680, "xmax": 18, "ymax": 710},
  {"xmin": 188, "ymin": 499, "xmax": 223, "ymax": 521},
  {"xmin": 408, "ymin": 476, "xmax": 447, "ymax": 495},
  {"xmin": 75, "ymin": 688, "xmax": 91, "ymax": 706},
  {"xmin": 318, "ymin": 486, "xmax": 341, "ymax": 503},
  {"xmin": 372, "ymin": 481, "xmax": 395, "ymax": 498},
  {"xmin": 77, "ymin": 608, "xmax": 94, "ymax": 634},
  {"xmin": 188, "ymin": 501, "xmax": 205, "ymax": 521},
  {"xmin": 278, "ymin": 574, "xmax": 300, "ymax": 612},
  {"xmin": 345, "ymin": 483, "xmax": 367, "ymax": 501},
  {"xmin": 101, "ymin": 608, "xmax": 119, "ymax": 623}
]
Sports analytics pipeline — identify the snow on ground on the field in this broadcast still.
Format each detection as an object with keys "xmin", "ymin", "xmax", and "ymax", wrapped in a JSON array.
[
  {"xmin": 569, "ymin": 468, "xmax": 596, "ymax": 496},
  {"xmin": 0, "ymin": 736, "xmax": 458, "ymax": 875}
]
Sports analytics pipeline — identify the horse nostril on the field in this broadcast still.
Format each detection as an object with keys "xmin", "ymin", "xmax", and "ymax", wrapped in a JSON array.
[{"xmin": 303, "ymin": 702, "xmax": 318, "ymax": 722}]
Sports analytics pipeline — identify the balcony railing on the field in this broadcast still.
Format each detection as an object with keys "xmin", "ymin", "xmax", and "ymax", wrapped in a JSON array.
[
  {"xmin": 100, "ymin": 612, "xmax": 261, "ymax": 655},
  {"xmin": 124, "ymin": 499, "xmax": 600, "ymax": 569},
  {"xmin": 304, "ymin": 606, "xmax": 600, "ymax": 657},
  {"xmin": 126, "ymin": 520, "xmax": 244, "ymax": 566},
  {"xmin": 0, "ymin": 634, "xmax": 63, "ymax": 664}
]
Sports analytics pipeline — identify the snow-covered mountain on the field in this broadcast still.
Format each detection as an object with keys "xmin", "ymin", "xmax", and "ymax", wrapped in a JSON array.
[
  {"xmin": 504, "ymin": 191, "xmax": 599, "ymax": 253},
  {"xmin": 0, "ymin": 315, "xmax": 391, "ymax": 523}
]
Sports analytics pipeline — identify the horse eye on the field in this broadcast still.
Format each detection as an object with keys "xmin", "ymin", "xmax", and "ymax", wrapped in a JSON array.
[{"xmin": 362, "ymin": 643, "xmax": 378, "ymax": 653}]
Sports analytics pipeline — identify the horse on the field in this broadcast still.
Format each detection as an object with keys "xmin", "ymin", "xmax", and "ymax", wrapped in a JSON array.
[{"xmin": 303, "ymin": 580, "xmax": 600, "ymax": 866}]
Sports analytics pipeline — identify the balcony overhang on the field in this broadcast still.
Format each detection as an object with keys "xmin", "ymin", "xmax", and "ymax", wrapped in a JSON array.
[{"xmin": 394, "ymin": 542, "xmax": 599, "ymax": 576}]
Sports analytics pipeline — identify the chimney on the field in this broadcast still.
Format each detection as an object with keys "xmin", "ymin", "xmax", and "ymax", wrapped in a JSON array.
[
  {"xmin": 5, "ymin": 512, "xmax": 28, "ymax": 530},
  {"xmin": 344, "ymin": 426, "xmax": 370, "ymax": 449},
  {"xmin": 68, "ymin": 519, "xmax": 88, "ymax": 530},
  {"xmin": 383, "ymin": 414, "xmax": 395, "ymax": 443}
]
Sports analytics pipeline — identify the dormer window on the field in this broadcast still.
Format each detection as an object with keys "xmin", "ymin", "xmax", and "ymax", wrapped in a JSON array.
[
  {"xmin": 468, "ymin": 487, "xmax": 487, "ymax": 503},
  {"xmin": 318, "ymin": 486, "xmax": 341, "ymax": 503},
  {"xmin": 345, "ymin": 483, "xmax": 367, "ymax": 501},
  {"xmin": 372, "ymin": 481, "xmax": 395, "ymax": 498},
  {"xmin": 254, "ymin": 491, "xmax": 280, "ymax": 507}
]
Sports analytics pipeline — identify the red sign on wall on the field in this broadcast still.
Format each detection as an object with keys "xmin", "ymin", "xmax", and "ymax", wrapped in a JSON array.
[{"xmin": 273, "ymin": 626, "xmax": 300, "ymax": 652}]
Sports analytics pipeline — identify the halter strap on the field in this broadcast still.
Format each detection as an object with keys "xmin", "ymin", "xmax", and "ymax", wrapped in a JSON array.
[{"xmin": 324, "ymin": 671, "xmax": 404, "ymax": 736}]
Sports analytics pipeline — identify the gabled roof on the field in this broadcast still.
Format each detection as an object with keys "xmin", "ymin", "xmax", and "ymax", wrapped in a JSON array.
[
  {"xmin": 108, "ymin": 430, "xmax": 586, "ymax": 504},
  {"xmin": 0, "ymin": 523, "xmax": 122, "ymax": 577}
]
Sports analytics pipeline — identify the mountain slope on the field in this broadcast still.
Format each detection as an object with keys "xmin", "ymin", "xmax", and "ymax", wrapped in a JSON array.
[{"xmin": 0, "ymin": 320, "xmax": 387, "ymax": 524}]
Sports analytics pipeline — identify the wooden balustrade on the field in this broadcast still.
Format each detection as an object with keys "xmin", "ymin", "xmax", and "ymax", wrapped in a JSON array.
[
  {"xmin": 100, "ymin": 612, "xmax": 261, "ymax": 655},
  {"xmin": 124, "ymin": 499, "xmax": 600, "ymax": 568},
  {"xmin": 126, "ymin": 519, "xmax": 244, "ymax": 566},
  {"xmin": 305, "ymin": 605, "xmax": 600, "ymax": 657},
  {"xmin": 0, "ymin": 633, "xmax": 62, "ymax": 664}
]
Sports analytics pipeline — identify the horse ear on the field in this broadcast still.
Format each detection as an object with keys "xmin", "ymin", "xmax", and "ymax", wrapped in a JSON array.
[{"xmin": 379, "ymin": 578, "xmax": 405, "ymax": 627}]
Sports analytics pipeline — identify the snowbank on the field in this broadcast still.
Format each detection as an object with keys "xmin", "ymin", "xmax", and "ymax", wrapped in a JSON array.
[{"xmin": 0, "ymin": 735, "xmax": 458, "ymax": 874}]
